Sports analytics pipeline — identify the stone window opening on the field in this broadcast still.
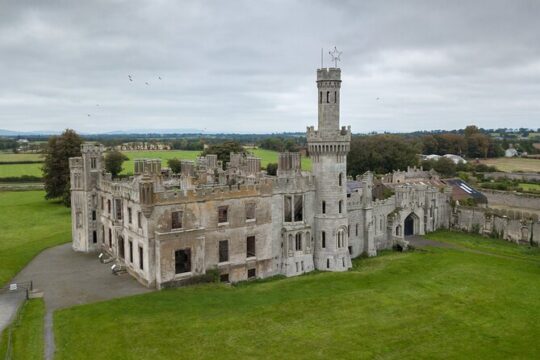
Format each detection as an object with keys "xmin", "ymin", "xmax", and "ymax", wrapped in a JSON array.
[
  {"xmin": 118, "ymin": 236, "xmax": 125, "ymax": 259},
  {"xmin": 327, "ymin": 259, "xmax": 330, "ymax": 269},
  {"xmin": 319, "ymin": 91, "xmax": 322, "ymax": 104},
  {"xmin": 92, "ymin": 210, "xmax": 96, "ymax": 221},
  {"xmin": 90, "ymin": 157, "xmax": 97, "ymax": 169},
  {"xmin": 219, "ymin": 240, "xmax": 229, "ymax": 263},
  {"xmin": 175, "ymin": 249, "xmax": 191, "ymax": 274},
  {"xmin": 248, "ymin": 268, "xmax": 256, "ymax": 279},
  {"xmin": 294, "ymin": 195, "xmax": 303, "ymax": 222},
  {"xmin": 128, "ymin": 208, "xmax": 132, "ymax": 224},
  {"xmin": 171, "ymin": 211, "xmax": 183, "ymax": 230},
  {"xmin": 137, "ymin": 211, "xmax": 142, "ymax": 229},
  {"xmin": 322, "ymin": 201, "xmax": 326, "ymax": 214},
  {"xmin": 107, "ymin": 199, "xmax": 111, "ymax": 214},
  {"xmin": 334, "ymin": 91, "xmax": 337, "ymax": 103},
  {"xmin": 129, "ymin": 240, "xmax": 133, "ymax": 263},
  {"xmin": 115, "ymin": 199, "xmax": 122, "ymax": 220},
  {"xmin": 108, "ymin": 228, "xmax": 112, "ymax": 248},
  {"xmin": 245, "ymin": 202, "xmax": 256, "ymax": 221},
  {"xmin": 220, "ymin": 273, "xmax": 229, "ymax": 283},
  {"xmin": 326, "ymin": 91, "xmax": 330, "ymax": 103},
  {"xmin": 342, "ymin": 257, "xmax": 345, "ymax": 267},
  {"xmin": 101, "ymin": 226, "xmax": 105, "ymax": 244},
  {"xmin": 322, "ymin": 231, "xmax": 326, "ymax": 248},
  {"xmin": 295, "ymin": 233, "xmax": 302, "ymax": 251},
  {"xmin": 218, "ymin": 206, "xmax": 228, "ymax": 224},
  {"xmin": 92, "ymin": 231, "xmax": 97, "ymax": 244},
  {"xmin": 356, "ymin": 223, "xmax": 359, "ymax": 236},
  {"xmin": 338, "ymin": 200, "xmax": 343, "ymax": 214},
  {"xmin": 139, "ymin": 246, "xmax": 144, "ymax": 270},
  {"xmin": 247, "ymin": 236, "xmax": 256, "ymax": 258},
  {"xmin": 338, "ymin": 173, "xmax": 343, "ymax": 186},
  {"xmin": 284, "ymin": 196, "xmax": 292, "ymax": 222}
]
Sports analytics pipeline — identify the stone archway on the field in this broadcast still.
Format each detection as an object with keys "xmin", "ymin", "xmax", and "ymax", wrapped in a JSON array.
[{"xmin": 404, "ymin": 213, "xmax": 419, "ymax": 236}]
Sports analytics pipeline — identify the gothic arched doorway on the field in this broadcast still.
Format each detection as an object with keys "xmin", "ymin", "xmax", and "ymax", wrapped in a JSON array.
[{"xmin": 404, "ymin": 213, "xmax": 417, "ymax": 236}]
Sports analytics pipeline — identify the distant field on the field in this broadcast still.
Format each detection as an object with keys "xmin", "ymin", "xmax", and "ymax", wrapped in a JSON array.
[
  {"xmin": 0, "ymin": 153, "xmax": 43, "ymax": 162},
  {"xmin": 0, "ymin": 163, "xmax": 42, "ymax": 177},
  {"xmin": 520, "ymin": 183, "xmax": 540, "ymax": 191},
  {"xmin": 479, "ymin": 157, "xmax": 540, "ymax": 173},
  {"xmin": 53, "ymin": 230, "xmax": 540, "ymax": 359},
  {"xmin": 121, "ymin": 148, "xmax": 312, "ymax": 174},
  {"xmin": 0, "ymin": 191, "xmax": 71, "ymax": 286}
]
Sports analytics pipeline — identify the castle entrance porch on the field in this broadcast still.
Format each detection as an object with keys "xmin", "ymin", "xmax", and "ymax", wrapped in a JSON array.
[{"xmin": 404, "ymin": 213, "xmax": 419, "ymax": 236}]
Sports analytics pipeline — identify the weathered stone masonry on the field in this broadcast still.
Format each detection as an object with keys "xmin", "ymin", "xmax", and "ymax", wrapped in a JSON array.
[{"xmin": 69, "ymin": 66, "xmax": 452, "ymax": 289}]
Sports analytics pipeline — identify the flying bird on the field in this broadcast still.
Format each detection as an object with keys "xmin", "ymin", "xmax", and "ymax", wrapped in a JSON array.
[
  {"xmin": 158, "ymin": 76, "xmax": 162, "ymax": 80},
  {"xmin": 128, "ymin": 75, "xmax": 133, "ymax": 82},
  {"xmin": 145, "ymin": 82, "xmax": 150, "ymax": 86},
  {"xmin": 87, "ymin": 114, "xmax": 91, "ymax": 117}
]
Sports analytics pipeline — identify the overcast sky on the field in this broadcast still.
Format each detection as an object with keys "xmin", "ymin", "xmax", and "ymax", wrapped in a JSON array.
[{"xmin": 1, "ymin": 0, "xmax": 539, "ymax": 134}]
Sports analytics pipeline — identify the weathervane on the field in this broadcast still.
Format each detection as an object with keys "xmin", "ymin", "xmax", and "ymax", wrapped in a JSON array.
[{"xmin": 328, "ymin": 46, "xmax": 342, "ymax": 67}]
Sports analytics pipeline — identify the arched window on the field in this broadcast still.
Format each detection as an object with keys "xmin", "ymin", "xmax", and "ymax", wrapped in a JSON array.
[
  {"xmin": 322, "ymin": 231, "xmax": 326, "ymax": 248},
  {"xmin": 337, "ymin": 231, "xmax": 342, "ymax": 248},
  {"xmin": 288, "ymin": 234, "xmax": 293, "ymax": 252},
  {"xmin": 338, "ymin": 200, "xmax": 343, "ymax": 214},
  {"xmin": 338, "ymin": 173, "xmax": 343, "ymax": 186},
  {"xmin": 295, "ymin": 233, "xmax": 302, "ymax": 251},
  {"xmin": 326, "ymin": 91, "xmax": 330, "ymax": 103},
  {"xmin": 322, "ymin": 201, "xmax": 326, "ymax": 214}
]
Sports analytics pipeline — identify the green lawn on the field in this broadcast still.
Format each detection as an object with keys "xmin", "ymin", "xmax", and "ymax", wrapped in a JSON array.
[
  {"xmin": 0, "ymin": 163, "xmax": 43, "ymax": 177},
  {"xmin": 0, "ymin": 191, "xmax": 71, "ymax": 286},
  {"xmin": 0, "ymin": 299, "xmax": 45, "ymax": 360},
  {"xmin": 479, "ymin": 157, "xmax": 540, "ymax": 173},
  {"xmin": 120, "ymin": 148, "xmax": 312, "ymax": 174},
  {"xmin": 519, "ymin": 183, "xmax": 540, "ymax": 192},
  {"xmin": 0, "ymin": 153, "xmax": 43, "ymax": 162},
  {"xmin": 54, "ymin": 230, "xmax": 540, "ymax": 359}
]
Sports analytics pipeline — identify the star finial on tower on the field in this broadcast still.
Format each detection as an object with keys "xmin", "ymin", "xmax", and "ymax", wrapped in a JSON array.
[{"xmin": 328, "ymin": 46, "xmax": 342, "ymax": 68}]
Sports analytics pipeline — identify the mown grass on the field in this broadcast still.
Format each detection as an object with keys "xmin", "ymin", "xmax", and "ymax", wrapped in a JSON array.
[
  {"xmin": 121, "ymin": 148, "xmax": 312, "ymax": 174},
  {"xmin": 479, "ymin": 157, "xmax": 540, "ymax": 173},
  {"xmin": 0, "ymin": 191, "xmax": 71, "ymax": 286},
  {"xmin": 519, "ymin": 182, "xmax": 540, "ymax": 191},
  {"xmin": 0, "ymin": 299, "xmax": 45, "ymax": 360},
  {"xmin": 0, "ymin": 153, "xmax": 43, "ymax": 162},
  {"xmin": 54, "ymin": 231, "xmax": 540, "ymax": 359},
  {"xmin": 0, "ymin": 163, "xmax": 42, "ymax": 177}
]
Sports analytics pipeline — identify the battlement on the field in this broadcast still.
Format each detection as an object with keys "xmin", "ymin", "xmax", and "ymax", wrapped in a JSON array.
[
  {"xmin": 155, "ymin": 178, "xmax": 274, "ymax": 204},
  {"xmin": 317, "ymin": 67, "xmax": 341, "ymax": 81},
  {"xmin": 81, "ymin": 142, "xmax": 104, "ymax": 155},
  {"xmin": 134, "ymin": 159, "xmax": 162, "ymax": 175}
]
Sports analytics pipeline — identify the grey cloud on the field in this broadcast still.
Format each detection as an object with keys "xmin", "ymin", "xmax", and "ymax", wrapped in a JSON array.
[{"xmin": 0, "ymin": 0, "xmax": 539, "ymax": 133}]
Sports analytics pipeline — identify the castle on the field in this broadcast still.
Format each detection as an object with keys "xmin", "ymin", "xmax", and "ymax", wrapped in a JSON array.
[{"xmin": 69, "ymin": 66, "xmax": 452, "ymax": 288}]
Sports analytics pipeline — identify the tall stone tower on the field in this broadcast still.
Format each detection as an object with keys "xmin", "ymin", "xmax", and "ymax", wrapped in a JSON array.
[
  {"xmin": 69, "ymin": 143, "xmax": 104, "ymax": 252},
  {"xmin": 307, "ymin": 65, "xmax": 352, "ymax": 271}
]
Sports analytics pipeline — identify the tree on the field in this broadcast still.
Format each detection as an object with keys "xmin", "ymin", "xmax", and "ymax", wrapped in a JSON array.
[
  {"xmin": 168, "ymin": 158, "xmax": 182, "ymax": 174},
  {"xmin": 201, "ymin": 141, "xmax": 245, "ymax": 167},
  {"xmin": 266, "ymin": 163, "xmax": 278, "ymax": 176},
  {"xmin": 105, "ymin": 150, "xmax": 128, "ymax": 177},
  {"xmin": 347, "ymin": 135, "xmax": 420, "ymax": 177},
  {"xmin": 42, "ymin": 129, "xmax": 83, "ymax": 206},
  {"xmin": 421, "ymin": 157, "xmax": 456, "ymax": 178}
]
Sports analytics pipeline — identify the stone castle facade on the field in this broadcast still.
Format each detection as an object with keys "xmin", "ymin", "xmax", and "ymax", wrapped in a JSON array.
[{"xmin": 69, "ymin": 66, "xmax": 452, "ymax": 289}]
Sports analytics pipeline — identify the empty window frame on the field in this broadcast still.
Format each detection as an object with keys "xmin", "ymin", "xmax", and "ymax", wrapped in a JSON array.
[
  {"xmin": 322, "ymin": 201, "xmax": 326, "ymax": 214},
  {"xmin": 218, "ymin": 206, "xmax": 228, "ymax": 224},
  {"xmin": 138, "ymin": 211, "xmax": 142, "ymax": 229},
  {"xmin": 322, "ymin": 231, "xmax": 326, "ymax": 248},
  {"xmin": 284, "ymin": 196, "xmax": 292, "ymax": 222},
  {"xmin": 92, "ymin": 231, "xmax": 97, "ymax": 244},
  {"xmin": 115, "ymin": 199, "xmax": 122, "ymax": 220},
  {"xmin": 247, "ymin": 236, "xmax": 256, "ymax": 257},
  {"xmin": 219, "ymin": 240, "xmax": 229, "ymax": 263},
  {"xmin": 128, "ymin": 207, "xmax": 132, "ymax": 224},
  {"xmin": 92, "ymin": 210, "xmax": 96, "ymax": 221},
  {"xmin": 220, "ymin": 273, "xmax": 229, "ymax": 283},
  {"xmin": 139, "ymin": 246, "xmax": 144, "ymax": 270},
  {"xmin": 118, "ymin": 237, "xmax": 125, "ymax": 259},
  {"xmin": 338, "ymin": 200, "xmax": 343, "ymax": 214},
  {"xmin": 90, "ymin": 157, "xmax": 97, "ymax": 169},
  {"xmin": 245, "ymin": 202, "xmax": 256, "ymax": 221},
  {"xmin": 338, "ymin": 173, "xmax": 343, "ymax": 186},
  {"xmin": 129, "ymin": 240, "xmax": 133, "ymax": 263},
  {"xmin": 171, "ymin": 211, "xmax": 183, "ymax": 229},
  {"xmin": 248, "ymin": 268, "xmax": 256, "ymax": 279},
  {"xmin": 175, "ymin": 249, "xmax": 191, "ymax": 274},
  {"xmin": 295, "ymin": 233, "xmax": 302, "ymax": 251},
  {"xmin": 294, "ymin": 195, "xmax": 303, "ymax": 222},
  {"xmin": 107, "ymin": 199, "xmax": 111, "ymax": 214},
  {"xmin": 108, "ymin": 228, "xmax": 112, "ymax": 247}
]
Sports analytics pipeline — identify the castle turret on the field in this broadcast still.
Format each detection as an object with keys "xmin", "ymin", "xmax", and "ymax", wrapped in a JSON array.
[
  {"xmin": 69, "ymin": 143, "xmax": 104, "ymax": 252},
  {"xmin": 308, "ymin": 66, "xmax": 352, "ymax": 271}
]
